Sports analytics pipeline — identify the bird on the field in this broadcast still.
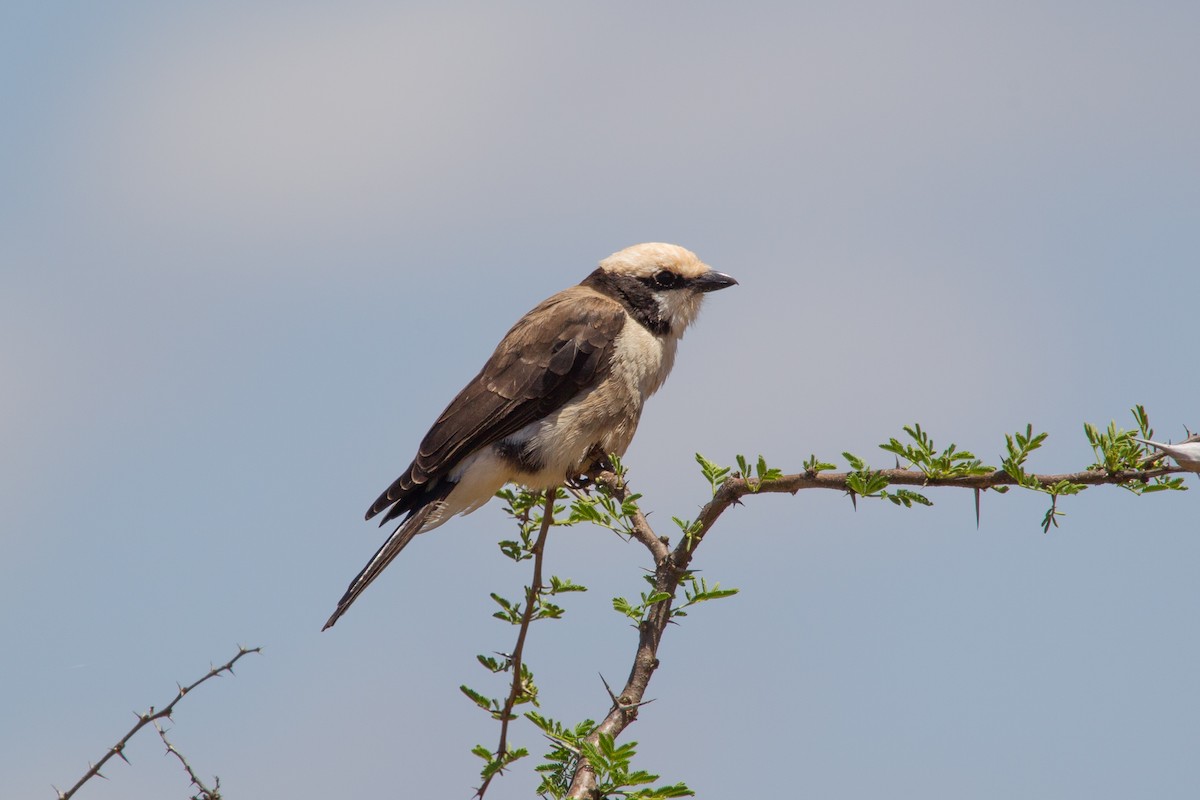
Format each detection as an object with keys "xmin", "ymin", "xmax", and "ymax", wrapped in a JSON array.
[
  {"xmin": 323, "ymin": 243, "xmax": 737, "ymax": 629},
  {"xmin": 1132, "ymin": 433, "xmax": 1200, "ymax": 471}
]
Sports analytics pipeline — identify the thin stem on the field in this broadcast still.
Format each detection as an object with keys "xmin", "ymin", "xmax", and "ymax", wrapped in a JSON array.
[
  {"xmin": 153, "ymin": 719, "xmax": 220, "ymax": 800},
  {"xmin": 475, "ymin": 488, "xmax": 557, "ymax": 799},
  {"xmin": 56, "ymin": 645, "xmax": 261, "ymax": 800}
]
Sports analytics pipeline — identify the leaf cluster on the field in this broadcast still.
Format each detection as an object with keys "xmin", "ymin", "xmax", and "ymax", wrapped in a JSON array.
[
  {"xmin": 613, "ymin": 573, "xmax": 739, "ymax": 625},
  {"xmin": 496, "ymin": 487, "xmax": 564, "ymax": 561},
  {"xmin": 471, "ymin": 739, "xmax": 530, "ymax": 784},
  {"xmin": 1085, "ymin": 405, "xmax": 1186, "ymax": 495},
  {"xmin": 612, "ymin": 581, "xmax": 672, "ymax": 626},
  {"xmin": 734, "ymin": 453, "xmax": 784, "ymax": 492},
  {"xmin": 996, "ymin": 424, "xmax": 1082, "ymax": 531},
  {"xmin": 672, "ymin": 575, "xmax": 738, "ymax": 619},
  {"xmin": 462, "ymin": 658, "xmax": 538, "ymax": 719},
  {"xmin": 528, "ymin": 713, "xmax": 694, "ymax": 799},
  {"xmin": 841, "ymin": 451, "xmax": 932, "ymax": 508},
  {"xmin": 880, "ymin": 423, "xmax": 994, "ymax": 480}
]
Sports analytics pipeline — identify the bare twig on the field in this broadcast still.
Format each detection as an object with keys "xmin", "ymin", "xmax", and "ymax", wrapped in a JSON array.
[
  {"xmin": 566, "ymin": 462, "xmax": 1188, "ymax": 797},
  {"xmin": 153, "ymin": 720, "xmax": 221, "ymax": 800},
  {"xmin": 55, "ymin": 645, "xmax": 261, "ymax": 800},
  {"xmin": 475, "ymin": 489, "xmax": 557, "ymax": 799}
]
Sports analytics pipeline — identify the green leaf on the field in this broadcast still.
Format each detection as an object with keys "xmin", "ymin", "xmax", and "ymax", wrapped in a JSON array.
[
  {"xmin": 1132, "ymin": 404, "xmax": 1153, "ymax": 439},
  {"xmin": 735, "ymin": 454, "xmax": 750, "ymax": 477},
  {"xmin": 756, "ymin": 454, "xmax": 784, "ymax": 482},
  {"xmin": 879, "ymin": 423, "xmax": 994, "ymax": 479},
  {"xmin": 632, "ymin": 783, "xmax": 696, "ymax": 799},
  {"xmin": 881, "ymin": 488, "xmax": 933, "ymax": 507},
  {"xmin": 460, "ymin": 685, "xmax": 497, "ymax": 712},
  {"xmin": 1000, "ymin": 424, "xmax": 1048, "ymax": 490},
  {"xmin": 845, "ymin": 465, "xmax": 889, "ymax": 497},
  {"xmin": 696, "ymin": 452, "xmax": 732, "ymax": 495},
  {"xmin": 613, "ymin": 597, "xmax": 640, "ymax": 621},
  {"xmin": 490, "ymin": 592, "xmax": 521, "ymax": 623},
  {"xmin": 548, "ymin": 575, "xmax": 588, "ymax": 594},
  {"xmin": 536, "ymin": 601, "xmax": 565, "ymax": 620},
  {"xmin": 803, "ymin": 454, "xmax": 837, "ymax": 474},
  {"xmin": 476, "ymin": 654, "xmax": 506, "ymax": 673}
]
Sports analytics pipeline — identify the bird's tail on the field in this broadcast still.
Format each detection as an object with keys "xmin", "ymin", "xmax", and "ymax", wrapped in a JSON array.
[
  {"xmin": 1131, "ymin": 437, "xmax": 1170, "ymax": 469},
  {"xmin": 322, "ymin": 502, "xmax": 443, "ymax": 630}
]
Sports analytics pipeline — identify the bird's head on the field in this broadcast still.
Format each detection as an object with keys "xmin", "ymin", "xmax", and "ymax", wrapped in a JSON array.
[{"xmin": 597, "ymin": 243, "xmax": 737, "ymax": 336}]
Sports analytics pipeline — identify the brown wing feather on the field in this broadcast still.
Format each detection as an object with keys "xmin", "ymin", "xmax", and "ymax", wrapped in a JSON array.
[{"xmin": 366, "ymin": 287, "xmax": 625, "ymax": 522}]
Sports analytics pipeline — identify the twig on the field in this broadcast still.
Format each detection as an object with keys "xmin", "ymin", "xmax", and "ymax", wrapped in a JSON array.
[
  {"xmin": 54, "ymin": 645, "xmax": 261, "ymax": 800},
  {"xmin": 153, "ymin": 720, "xmax": 221, "ymax": 800},
  {"xmin": 474, "ymin": 489, "xmax": 557, "ymax": 799}
]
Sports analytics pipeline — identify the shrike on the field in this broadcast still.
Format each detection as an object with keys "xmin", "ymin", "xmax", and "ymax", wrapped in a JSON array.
[{"xmin": 323, "ymin": 243, "xmax": 737, "ymax": 629}]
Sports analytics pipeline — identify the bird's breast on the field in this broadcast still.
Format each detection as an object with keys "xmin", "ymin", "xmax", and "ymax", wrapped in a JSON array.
[
  {"xmin": 497, "ymin": 323, "xmax": 678, "ymax": 487},
  {"xmin": 609, "ymin": 319, "xmax": 678, "ymax": 400}
]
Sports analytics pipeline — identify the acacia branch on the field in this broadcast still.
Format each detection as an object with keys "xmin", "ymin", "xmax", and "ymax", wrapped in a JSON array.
[
  {"xmin": 622, "ymin": 503, "xmax": 670, "ymax": 563},
  {"xmin": 567, "ymin": 476, "xmax": 674, "ymax": 799},
  {"xmin": 721, "ymin": 464, "xmax": 1186, "ymax": 494},
  {"xmin": 153, "ymin": 720, "xmax": 221, "ymax": 800},
  {"xmin": 566, "ymin": 462, "xmax": 1189, "ymax": 797},
  {"xmin": 475, "ymin": 489, "xmax": 557, "ymax": 799},
  {"xmin": 55, "ymin": 645, "xmax": 261, "ymax": 800}
]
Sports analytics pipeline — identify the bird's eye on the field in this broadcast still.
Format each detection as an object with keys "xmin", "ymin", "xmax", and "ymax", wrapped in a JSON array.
[{"xmin": 653, "ymin": 270, "xmax": 679, "ymax": 289}]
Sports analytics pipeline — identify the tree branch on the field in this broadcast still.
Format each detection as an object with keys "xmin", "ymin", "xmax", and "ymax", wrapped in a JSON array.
[
  {"xmin": 153, "ymin": 719, "xmax": 221, "ymax": 800},
  {"xmin": 566, "ymin": 461, "xmax": 1188, "ymax": 797},
  {"xmin": 567, "ymin": 476, "xmax": 676, "ymax": 799},
  {"xmin": 723, "ymin": 464, "xmax": 1186, "ymax": 494},
  {"xmin": 55, "ymin": 645, "xmax": 261, "ymax": 800}
]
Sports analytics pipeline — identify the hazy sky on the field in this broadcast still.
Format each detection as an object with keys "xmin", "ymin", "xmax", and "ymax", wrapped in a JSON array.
[{"xmin": 4, "ymin": 3, "xmax": 1199, "ymax": 798}]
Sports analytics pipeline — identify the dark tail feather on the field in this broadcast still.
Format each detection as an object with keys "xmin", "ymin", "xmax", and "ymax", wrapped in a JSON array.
[
  {"xmin": 366, "ymin": 462, "xmax": 438, "ymax": 524},
  {"xmin": 322, "ymin": 503, "xmax": 439, "ymax": 630}
]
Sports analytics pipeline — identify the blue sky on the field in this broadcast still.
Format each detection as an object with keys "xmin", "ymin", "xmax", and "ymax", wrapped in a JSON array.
[{"xmin": 4, "ymin": 3, "xmax": 1199, "ymax": 798}]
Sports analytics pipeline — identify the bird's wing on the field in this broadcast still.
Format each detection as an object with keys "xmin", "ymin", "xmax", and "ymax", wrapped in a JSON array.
[{"xmin": 367, "ymin": 288, "xmax": 626, "ymax": 522}]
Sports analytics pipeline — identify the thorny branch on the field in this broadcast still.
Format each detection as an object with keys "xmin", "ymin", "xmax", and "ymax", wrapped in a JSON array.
[
  {"xmin": 743, "ymin": 464, "xmax": 1186, "ymax": 493},
  {"xmin": 565, "ymin": 473, "xmax": 677, "ymax": 799},
  {"xmin": 153, "ymin": 720, "xmax": 221, "ymax": 800},
  {"xmin": 474, "ymin": 489, "xmax": 557, "ymax": 799},
  {"xmin": 54, "ymin": 644, "xmax": 261, "ymax": 800},
  {"xmin": 565, "ymin": 462, "xmax": 1189, "ymax": 798}
]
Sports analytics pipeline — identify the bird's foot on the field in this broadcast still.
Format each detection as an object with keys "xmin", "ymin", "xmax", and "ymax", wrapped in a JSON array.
[
  {"xmin": 589, "ymin": 454, "xmax": 616, "ymax": 474},
  {"xmin": 568, "ymin": 454, "xmax": 617, "ymax": 491},
  {"xmin": 566, "ymin": 472, "xmax": 594, "ymax": 490}
]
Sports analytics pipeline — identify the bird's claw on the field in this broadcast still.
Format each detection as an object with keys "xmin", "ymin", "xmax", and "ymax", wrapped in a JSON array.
[{"xmin": 566, "ymin": 473, "xmax": 594, "ymax": 490}]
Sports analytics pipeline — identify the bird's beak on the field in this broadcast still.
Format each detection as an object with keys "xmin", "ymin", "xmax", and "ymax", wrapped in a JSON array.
[{"xmin": 694, "ymin": 270, "xmax": 738, "ymax": 292}]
